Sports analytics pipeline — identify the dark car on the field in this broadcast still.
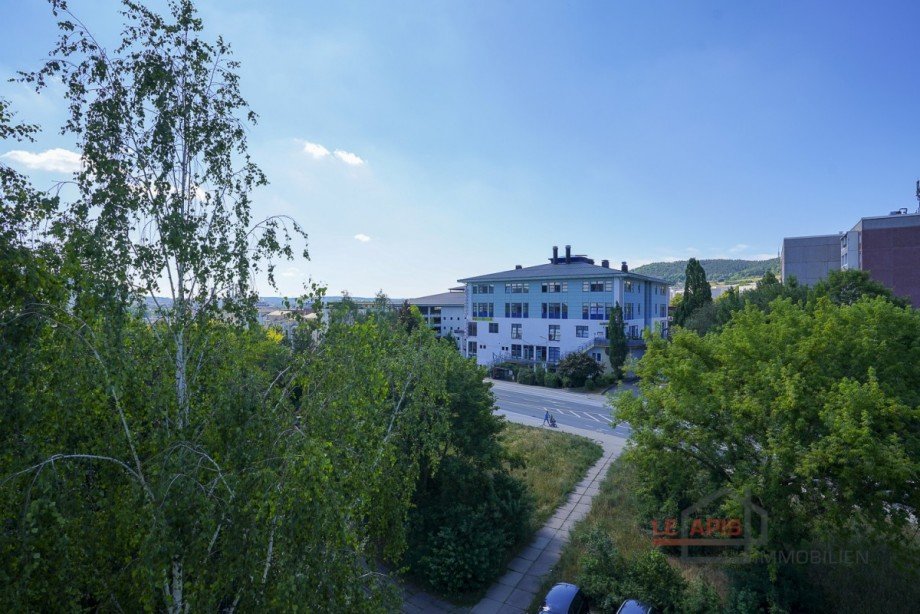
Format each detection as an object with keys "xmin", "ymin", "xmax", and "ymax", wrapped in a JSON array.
[
  {"xmin": 539, "ymin": 582, "xmax": 590, "ymax": 614},
  {"xmin": 616, "ymin": 599, "xmax": 654, "ymax": 613}
]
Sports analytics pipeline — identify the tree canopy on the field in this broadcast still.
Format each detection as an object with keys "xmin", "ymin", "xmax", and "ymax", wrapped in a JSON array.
[
  {"xmin": 614, "ymin": 296, "xmax": 920, "ymax": 579},
  {"xmin": 673, "ymin": 258, "xmax": 712, "ymax": 327}
]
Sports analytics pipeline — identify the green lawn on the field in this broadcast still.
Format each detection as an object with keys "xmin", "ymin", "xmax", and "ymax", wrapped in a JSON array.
[{"xmin": 500, "ymin": 422, "xmax": 603, "ymax": 529}]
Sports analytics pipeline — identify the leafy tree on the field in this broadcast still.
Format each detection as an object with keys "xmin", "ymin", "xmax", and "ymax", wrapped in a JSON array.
[
  {"xmin": 557, "ymin": 352, "xmax": 604, "ymax": 388},
  {"xmin": 397, "ymin": 299, "xmax": 423, "ymax": 333},
  {"xmin": 682, "ymin": 301, "xmax": 719, "ymax": 335},
  {"xmin": 404, "ymin": 342, "xmax": 532, "ymax": 597},
  {"xmin": 673, "ymin": 258, "xmax": 711, "ymax": 326},
  {"xmin": 606, "ymin": 302, "xmax": 628, "ymax": 381},
  {"xmin": 0, "ymin": 2, "xmax": 443, "ymax": 611},
  {"xmin": 811, "ymin": 268, "xmax": 910, "ymax": 307},
  {"xmin": 613, "ymin": 297, "xmax": 920, "ymax": 577}
]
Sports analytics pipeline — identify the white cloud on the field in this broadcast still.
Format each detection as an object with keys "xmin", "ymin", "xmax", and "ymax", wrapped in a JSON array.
[
  {"xmin": 728, "ymin": 243, "xmax": 750, "ymax": 254},
  {"xmin": 280, "ymin": 266, "xmax": 301, "ymax": 279},
  {"xmin": 1, "ymin": 148, "xmax": 82, "ymax": 173},
  {"xmin": 354, "ymin": 233, "xmax": 371, "ymax": 243},
  {"xmin": 302, "ymin": 141, "xmax": 330, "ymax": 159},
  {"xmin": 334, "ymin": 150, "xmax": 365, "ymax": 166}
]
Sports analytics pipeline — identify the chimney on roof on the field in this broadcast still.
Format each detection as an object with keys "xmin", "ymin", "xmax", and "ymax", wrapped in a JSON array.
[
  {"xmin": 552, "ymin": 245, "xmax": 558, "ymax": 264},
  {"xmin": 515, "ymin": 264, "xmax": 522, "ymax": 269},
  {"xmin": 621, "ymin": 261, "xmax": 628, "ymax": 272},
  {"xmin": 601, "ymin": 259, "xmax": 609, "ymax": 268},
  {"xmin": 565, "ymin": 245, "xmax": 571, "ymax": 263}
]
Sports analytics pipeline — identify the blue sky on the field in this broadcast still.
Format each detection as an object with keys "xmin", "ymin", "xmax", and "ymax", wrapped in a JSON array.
[{"xmin": 2, "ymin": 1, "xmax": 920, "ymax": 297}]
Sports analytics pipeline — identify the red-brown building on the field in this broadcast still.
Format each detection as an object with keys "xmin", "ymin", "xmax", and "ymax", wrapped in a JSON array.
[{"xmin": 840, "ymin": 211, "xmax": 920, "ymax": 306}]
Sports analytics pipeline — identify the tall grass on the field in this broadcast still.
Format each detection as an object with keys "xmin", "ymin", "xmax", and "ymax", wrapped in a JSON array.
[{"xmin": 500, "ymin": 423, "xmax": 603, "ymax": 528}]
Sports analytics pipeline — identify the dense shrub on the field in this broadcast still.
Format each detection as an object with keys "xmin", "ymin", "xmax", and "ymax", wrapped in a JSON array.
[
  {"xmin": 584, "ymin": 377, "xmax": 597, "ymax": 391},
  {"xmin": 406, "ymin": 459, "xmax": 532, "ymax": 597},
  {"xmin": 516, "ymin": 367, "xmax": 535, "ymax": 385},
  {"xmin": 534, "ymin": 364, "xmax": 546, "ymax": 386},
  {"xmin": 544, "ymin": 372, "xmax": 560, "ymax": 388},
  {"xmin": 405, "ymin": 356, "xmax": 534, "ymax": 598},
  {"xmin": 556, "ymin": 352, "xmax": 603, "ymax": 387},
  {"xmin": 577, "ymin": 528, "xmax": 687, "ymax": 612}
]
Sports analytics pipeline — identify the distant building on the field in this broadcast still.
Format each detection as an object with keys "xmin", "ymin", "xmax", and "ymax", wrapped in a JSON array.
[
  {"xmin": 781, "ymin": 208, "xmax": 920, "ymax": 305},
  {"xmin": 781, "ymin": 234, "xmax": 841, "ymax": 287},
  {"xmin": 841, "ymin": 211, "xmax": 920, "ymax": 305},
  {"xmin": 457, "ymin": 245, "xmax": 670, "ymax": 368},
  {"xmin": 408, "ymin": 287, "xmax": 465, "ymax": 347}
]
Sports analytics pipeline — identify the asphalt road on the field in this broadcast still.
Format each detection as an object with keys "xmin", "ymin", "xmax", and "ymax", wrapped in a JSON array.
[{"xmin": 488, "ymin": 379, "xmax": 634, "ymax": 439}]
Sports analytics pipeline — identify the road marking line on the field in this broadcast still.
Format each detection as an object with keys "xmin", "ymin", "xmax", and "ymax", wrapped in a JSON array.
[{"xmin": 583, "ymin": 412, "xmax": 602, "ymax": 422}]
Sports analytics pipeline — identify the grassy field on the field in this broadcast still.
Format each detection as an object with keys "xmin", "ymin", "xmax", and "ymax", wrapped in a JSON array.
[{"xmin": 500, "ymin": 422, "xmax": 604, "ymax": 529}]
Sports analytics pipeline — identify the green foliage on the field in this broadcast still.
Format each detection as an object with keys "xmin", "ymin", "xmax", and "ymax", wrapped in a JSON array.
[
  {"xmin": 556, "ymin": 352, "xmax": 603, "ymax": 387},
  {"xmin": 534, "ymin": 364, "xmax": 546, "ymax": 386},
  {"xmin": 405, "ymin": 360, "xmax": 533, "ymax": 598},
  {"xmin": 673, "ymin": 258, "xmax": 712, "ymax": 327},
  {"xmin": 682, "ymin": 578, "xmax": 722, "ymax": 614},
  {"xmin": 0, "ymin": 2, "xmax": 524, "ymax": 610},
  {"xmin": 682, "ymin": 301, "xmax": 720, "ymax": 335},
  {"xmin": 577, "ymin": 528, "xmax": 687, "ymax": 613},
  {"xmin": 516, "ymin": 367, "xmax": 536, "ymax": 385},
  {"xmin": 544, "ymin": 371, "xmax": 561, "ymax": 388},
  {"xmin": 407, "ymin": 459, "xmax": 531, "ymax": 597},
  {"xmin": 812, "ymin": 268, "xmax": 910, "ymax": 307},
  {"xmin": 607, "ymin": 302, "xmax": 628, "ymax": 380},
  {"xmin": 633, "ymin": 258, "xmax": 780, "ymax": 285},
  {"xmin": 584, "ymin": 377, "xmax": 597, "ymax": 391},
  {"xmin": 613, "ymin": 296, "xmax": 920, "ymax": 609}
]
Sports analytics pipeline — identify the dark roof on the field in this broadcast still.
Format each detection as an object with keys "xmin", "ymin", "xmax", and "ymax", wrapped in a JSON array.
[
  {"xmin": 458, "ymin": 261, "xmax": 668, "ymax": 285},
  {"xmin": 407, "ymin": 291, "xmax": 466, "ymax": 307}
]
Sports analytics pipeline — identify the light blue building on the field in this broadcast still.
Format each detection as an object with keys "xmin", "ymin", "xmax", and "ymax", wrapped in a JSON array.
[{"xmin": 457, "ymin": 245, "xmax": 670, "ymax": 368}]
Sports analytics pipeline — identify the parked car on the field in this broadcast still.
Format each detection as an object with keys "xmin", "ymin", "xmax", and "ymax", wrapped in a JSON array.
[
  {"xmin": 616, "ymin": 599, "xmax": 654, "ymax": 613},
  {"xmin": 538, "ymin": 583, "xmax": 590, "ymax": 614}
]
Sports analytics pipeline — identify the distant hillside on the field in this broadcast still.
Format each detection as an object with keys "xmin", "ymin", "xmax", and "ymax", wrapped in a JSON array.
[{"xmin": 633, "ymin": 258, "xmax": 780, "ymax": 286}]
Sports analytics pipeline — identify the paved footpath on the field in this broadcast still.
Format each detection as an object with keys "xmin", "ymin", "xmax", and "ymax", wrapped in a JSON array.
[{"xmin": 401, "ymin": 409, "xmax": 627, "ymax": 614}]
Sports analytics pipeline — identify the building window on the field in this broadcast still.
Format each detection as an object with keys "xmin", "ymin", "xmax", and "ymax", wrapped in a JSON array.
[
  {"xmin": 505, "ymin": 302, "xmax": 529, "ymax": 318},
  {"xmin": 467, "ymin": 341, "xmax": 477, "ymax": 355},
  {"xmin": 511, "ymin": 323, "xmax": 522, "ymax": 339},
  {"xmin": 637, "ymin": 303, "xmax": 641, "ymax": 315},
  {"xmin": 541, "ymin": 281, "xmax": 567, "ymax": 293},
  {"xmin": 504, "ymin": 282, "xmax": 529, "ymax": 294},
  {"xmin": 541, "ymin": 302, "xmax": 567, "ymax": 319},
  {"xmin": 548, "ymin": 324, "xmax": 561, "ymax": 341},
  {"xmin": 576, "ymin": 325, "xmax": 588, "ymax": 338},
  {"xmin": 536, "ymin": 346, "xmax": 548, "ymax": 361},
  {"xmin": 488, "ymin": 322, "xmax": 499, "ymax": 333},
  {"xmin": 472, "ymin": 284, "xmax": 494, "ymax": 294},
  {"xmin": 511, "ymin": 344, "xmax": 522, "ymax": 358},
  {"xmin": 472, "ymin": 302, "xmax": 494, "ymax": 318},
  {"xmin": 659, "ymin": 304, "xmax": 667, "ymax": 317},
  {"xmin": 624, "ymin": 303, "xmax": 634, "ymax": 319},
  {"xmin": 625, "ymin": 280, "xmax": 634, "ymax": 292},
  {"xmin": 548, "ymin": 347, "xmax": 560, "ymax": 363},
  {"xmin": 524, "ymin": 345, "xmax": 535, "ymax": 360},
  {"xmin": 629, "ymin": 325, "xmax": 639, "ymax": 339},
  {"xmin": 467, "ymin": 322, "xmax": 477, "ymax": 336},
  {"xmin": 585, "ymin": 302, "xmax": 607, "ymax": 320},
  {"xmin": 583, "ymin": 280, "xmax": 613, "ymax": 292}
]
